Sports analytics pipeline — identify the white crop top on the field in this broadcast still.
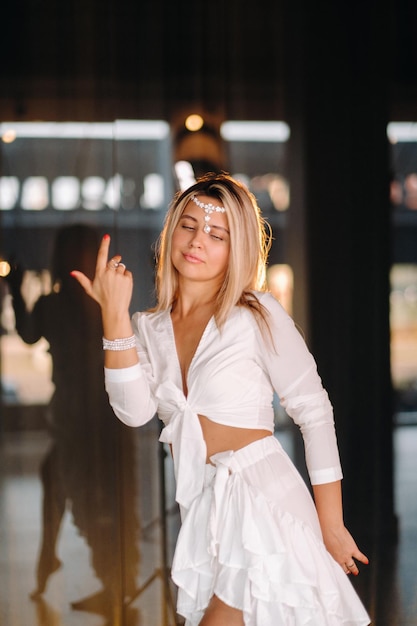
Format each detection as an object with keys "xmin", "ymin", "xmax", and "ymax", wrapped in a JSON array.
[{"xmin": 104, "ymin": 291, "xmax": 342, "ymax": 513}]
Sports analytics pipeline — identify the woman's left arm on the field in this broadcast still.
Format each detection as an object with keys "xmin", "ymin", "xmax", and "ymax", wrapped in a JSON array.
[
  {"xmin": 313, "ymin": 480, "xmax": 369, "ymax": 575},
  {"xmin": 258, "ymin": 293, "xmax": 369, "ymax": 575}
]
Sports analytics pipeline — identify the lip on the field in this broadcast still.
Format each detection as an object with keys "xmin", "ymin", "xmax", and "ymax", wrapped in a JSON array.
[{"xmin": 183, "ymin": 252, "xmax": 204, "ymax": 263}]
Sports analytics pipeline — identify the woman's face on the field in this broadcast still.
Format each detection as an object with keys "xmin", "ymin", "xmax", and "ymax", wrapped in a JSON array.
[{"xmin": 171, "ymin": 195, "xmax": 230, "ymax": 288}]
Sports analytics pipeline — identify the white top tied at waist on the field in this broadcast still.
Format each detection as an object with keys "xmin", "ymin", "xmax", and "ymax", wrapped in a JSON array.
[{"xmin": 157, "ymin": 381, "xmax": 207, "ymax": 518}]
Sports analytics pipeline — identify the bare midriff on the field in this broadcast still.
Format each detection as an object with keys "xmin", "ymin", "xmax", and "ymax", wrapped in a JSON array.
[{"xmin": 198, "ymin": 414, "xmax": 271, "ymax": 462}]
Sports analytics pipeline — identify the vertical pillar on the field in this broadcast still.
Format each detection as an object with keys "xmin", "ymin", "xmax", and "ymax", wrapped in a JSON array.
[{"xmin": 283, "ymin": 0, "xmax": 396, "ymax": 591}]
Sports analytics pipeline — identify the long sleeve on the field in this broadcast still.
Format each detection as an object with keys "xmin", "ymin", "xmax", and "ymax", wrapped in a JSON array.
[
  {"xmin": 259, "ymin": 292, "xmax": 343, "ymax": 485},
  {"xmin": 104, "ymin": 315, "xmax": 158, "ymax": 426},
  {"xmin": 104, "ymin": 363, "xmax": 157, "ymax": 427}
]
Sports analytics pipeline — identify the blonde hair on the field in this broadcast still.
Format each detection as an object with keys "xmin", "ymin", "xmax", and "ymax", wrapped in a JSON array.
[{"xmin": 154, "ymin": 172, "xmax": 272, "ymax": 329}]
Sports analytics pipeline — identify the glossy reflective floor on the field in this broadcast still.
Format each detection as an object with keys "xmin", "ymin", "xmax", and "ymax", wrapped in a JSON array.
[
  {"xmin": 0, "ymin": 421, "xmax": 416, "ymax": 625},
  {"xmin": 0, "ymin": 419, "xmax": 181, "ymax": 626}
]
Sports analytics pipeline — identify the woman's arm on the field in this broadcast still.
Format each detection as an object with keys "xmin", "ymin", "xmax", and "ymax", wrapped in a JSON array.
[
  {"xmin": 259, "ymin": 293, "xmax": 369, "ymax": 574},
  {"xmin": 72, "ymin": 234, "xmax": 157, "ymax": 426},
  {"xmin": 260, "ymin": 293, "xmax": 343, "ymax": 482},
  {"xmin": 313, "ymin": 481, "xmax": 369, "ymax": 575}
]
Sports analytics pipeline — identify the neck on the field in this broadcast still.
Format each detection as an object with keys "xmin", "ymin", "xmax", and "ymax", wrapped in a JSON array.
[{"xmin": 172, "ymin": 279, "xmax": 220, "ymax": 319}]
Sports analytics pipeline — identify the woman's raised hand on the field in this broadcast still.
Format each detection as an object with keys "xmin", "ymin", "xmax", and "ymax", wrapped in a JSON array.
[
  {"xmin": 72, "ymin": 234, "xmax": 138, "ymax": 366},
  {"xmin": 71, "ymin": 234, "xmax": 133, "ymax": 326}
]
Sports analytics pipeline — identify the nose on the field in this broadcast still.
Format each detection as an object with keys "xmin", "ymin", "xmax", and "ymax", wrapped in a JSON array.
[{"xmin": 189, "ymin": 228, "xmax": 204, "ymax": 248}]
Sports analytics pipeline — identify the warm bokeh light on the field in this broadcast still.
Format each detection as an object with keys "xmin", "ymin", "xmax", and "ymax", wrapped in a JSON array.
[
  {"xmin": 390, "ymin": 264, "xmax": 417, "ymax": 388},
  {"xmin": 404, "ymin": 173, "xmax": 417, "ymax": 210},
  {"xmin": 267, "ymin": 264, "xmax": 294, "ymax": 315},
  {"xmin": 185, "ymin": 114, "xmax": 204, "ymax": 132},
  {"xmin": 390, "ymin": 179, "xmax": 403, "ymax": 206},
  {"xmin": 268, "ymin": 175, "xmax": 290, "ymax": 211},
  {"xmin": 0, "ymin": 260, "xmax": 11, "ymax": 277},
  {"xmin": 1, "ymin": 129, "xmax": 16, "ymax": 143}
]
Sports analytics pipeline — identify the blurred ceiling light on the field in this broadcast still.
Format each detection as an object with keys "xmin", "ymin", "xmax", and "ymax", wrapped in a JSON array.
[
  {"xmin": 220, "ymin": 121, "xmax": 290, "ymax": 142},
  {"xmin": 185, "ymin": 114, "xmax": 204, "ymax": 132},
  {"xmin": 1, "ymin": 129, "xmax": 16, "ymax": 143},
  {"xmin": 387, "ymin": 122, "xmax": 417, "ymax": 143},
  {"xmin": 0, "ymin": 120, "xmax": 169, "ymax": 140},
  {"xmin": 114, "ymin": 120, "xmax": 170, "ymax": 140}
]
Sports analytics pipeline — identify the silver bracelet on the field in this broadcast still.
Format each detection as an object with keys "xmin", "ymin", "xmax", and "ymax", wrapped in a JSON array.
[{"xmin": 102, "ymin": 335, "xmax": 136, "ymax": 351}]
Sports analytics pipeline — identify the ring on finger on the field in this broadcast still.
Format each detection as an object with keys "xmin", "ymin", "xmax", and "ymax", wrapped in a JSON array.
[{"xmin": 108, "ymin": 259, "xmax": 119, "ymax": 269}]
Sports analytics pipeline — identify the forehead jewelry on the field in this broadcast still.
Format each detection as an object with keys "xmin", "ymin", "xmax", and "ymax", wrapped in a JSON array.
[{"xmin": 191, "ymin": 195, "xmax": 226, "ymax": 234}]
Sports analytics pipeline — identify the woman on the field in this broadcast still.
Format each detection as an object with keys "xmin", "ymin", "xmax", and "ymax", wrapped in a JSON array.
[{"xmin": 72, "ymin": 173, "xmax": 370, "ymax": 625}]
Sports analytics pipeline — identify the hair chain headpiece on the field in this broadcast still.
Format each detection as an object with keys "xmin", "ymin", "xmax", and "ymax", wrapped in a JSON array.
[{"xmin": 191, "ymin": 195, "xmax": 226, "ymax": 234}]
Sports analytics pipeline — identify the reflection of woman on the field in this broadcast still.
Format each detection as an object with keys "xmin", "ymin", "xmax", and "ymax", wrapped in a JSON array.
[
  {"xmin": 8, "ymin": 225, "xmax": 139, "ymax": 609},
  {"xmin": 73, "ymin": 174, "xmax": 370, "ymax": 625}
]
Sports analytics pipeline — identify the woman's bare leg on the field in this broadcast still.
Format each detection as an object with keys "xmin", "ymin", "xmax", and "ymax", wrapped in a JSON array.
[{"xmin": 199, "ymin": 595, "xmax": 245, "ymax": 626}]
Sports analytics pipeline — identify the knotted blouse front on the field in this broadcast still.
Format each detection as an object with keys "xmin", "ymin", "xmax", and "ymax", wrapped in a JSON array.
[{"xmin": 104, "ymin": 291, "xmax": 342, "ymax": 516}]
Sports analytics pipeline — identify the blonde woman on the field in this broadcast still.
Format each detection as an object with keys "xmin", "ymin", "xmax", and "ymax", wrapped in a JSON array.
[{"xmin": 72, "ymin": 173, "xmax": 370, "ymax": 626}]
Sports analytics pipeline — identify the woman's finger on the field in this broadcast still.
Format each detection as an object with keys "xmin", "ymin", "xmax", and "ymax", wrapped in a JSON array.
[
  {"xmin": 355, "ymin": 551, "xmax": 369, "ymax": 565},
  {"xmin": 96, "ymin": 233, "xmax": 111, "ymax": 272},
  {"xmin": 344, "ymin": 559, "xmax": 358, "ymax": 575},
  {"xmin": 106, "ymin": 256, "xmax": 123, "ymax": 271},
  {"xmin": 343, "ymin": 550, "xmax": 369, "ymax": 576}
]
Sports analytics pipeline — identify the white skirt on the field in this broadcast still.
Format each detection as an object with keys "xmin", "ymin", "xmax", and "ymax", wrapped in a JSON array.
[{"xmin": 171, "ymin": 435, "xmax": 370, "ymax": 626}]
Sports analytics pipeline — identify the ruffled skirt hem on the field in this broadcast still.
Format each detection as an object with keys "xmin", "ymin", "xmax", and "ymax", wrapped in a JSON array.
[{"xmin": 171, "ymin": 437, "xmax": 370, "ymax": 626}]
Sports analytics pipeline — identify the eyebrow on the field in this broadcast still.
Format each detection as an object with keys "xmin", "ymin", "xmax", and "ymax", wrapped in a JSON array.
[{"xmin": 180, "ymin": 213, "xmax": 230, "ymax": 234}]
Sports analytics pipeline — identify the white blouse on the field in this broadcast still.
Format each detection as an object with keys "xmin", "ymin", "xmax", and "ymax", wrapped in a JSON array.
[{"xmin": 104, "ymin": 291, "xmax": 342, "ymax": 514}]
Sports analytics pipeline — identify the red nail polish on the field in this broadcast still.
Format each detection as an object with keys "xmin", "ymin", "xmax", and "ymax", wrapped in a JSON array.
[{"xmin": 103, "ymin": 234, "xmax": 110, "ymax": 240}]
